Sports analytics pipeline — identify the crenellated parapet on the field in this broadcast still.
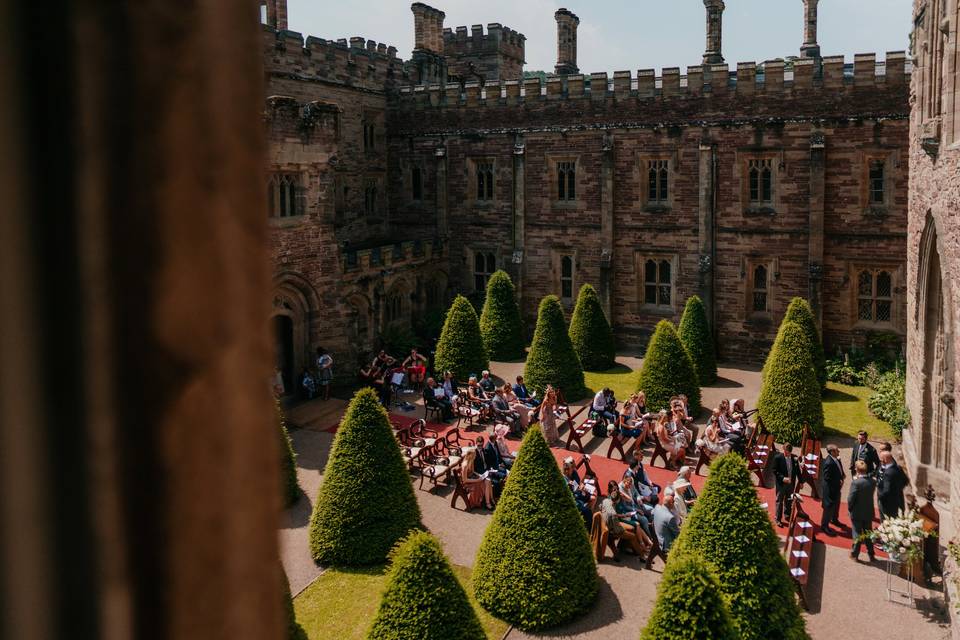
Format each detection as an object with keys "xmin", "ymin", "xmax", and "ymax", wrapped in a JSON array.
[
  {"xmin": 395, "ymin": 52, "xmax": 911, "ymax": 131},
  {"xmin": 442, "ymin": 23, "xmax": 526, "ymax": 82},
  {"xmin": 262, "ymin": 25, "xmax": 407, "ymax": 92}
]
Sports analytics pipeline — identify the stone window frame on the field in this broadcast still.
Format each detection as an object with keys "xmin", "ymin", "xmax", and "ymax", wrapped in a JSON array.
[
  {"xmin": 742, "ymin": 256, "xmax": 778, "ymax": 321},
  {"xmin": 859, "ymin": 149, "xmax": 898, "ymax": 216},
  {"xmin": 363, "ymin": 177, "xmax": 381, "ymax": 217},
  {"xmin": 361, "ymin": 108, "xmax": 382, "ymax": 153},
  {"xmin": 267, "ymin": 170, "xmax": 306, "ymax": 222},
  {"xmin": 738, "ymin": 150, "xmax": 783, "ymax": 216},
  {"xmin": 635, "ymin": 251, "xmax": 678, "ymax": 314},
  {"xmin": 467, "ymin": 157, "xmax": 497, "ymax": 206},
  {"xmin": 471, "ymin": 248, "xmax": 497, "ymax": 293},
  {"xmin": 552, "ymin": 250, "xmax": 577, "ymax": 306},
  {"xmin": 635, "ymin": 150, "xmax": 678, "ymax": 213},
  {"xmin": 408, "ymin": 160, "xmax": 424, "ymax": 203},
  {"xmin": 849, "ymin": 263, "xmax": 903, "ymax": 331},
  {"xmin": 545, "ymin": 153, "xmax": 583, "ymax": 209}
]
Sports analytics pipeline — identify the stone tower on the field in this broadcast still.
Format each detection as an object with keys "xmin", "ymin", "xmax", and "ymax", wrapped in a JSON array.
[
  {"xmin": 800, "ymin": 0, "xmax": 821, "ymax": 59},
  {"xmin": 702, "ymin": 0, "xmax": 725, "ymax": 65},
  {"xmin": 554, "ymin": 8, "xmax": 579, "ymax": 76},
  {"xmin": 411, "ymin": 2, "xmax": 447, "ymax": 84},
  {"xmin": 261, "ymin": 0, "xmax": 287, "ymax": 31}
]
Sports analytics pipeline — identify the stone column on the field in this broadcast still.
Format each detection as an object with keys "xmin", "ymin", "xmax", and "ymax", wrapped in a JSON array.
[
  {"xmin": 808, "ymin": 131, "xmax": 826, "ymax": 329},
  {"xmin": 600, "ymin": 133, "xmax": 615, "ymax": 318},
  {"xmin": 703, "ymin": 0, "xmax": 725, "ymax": 65},
  {"xmin": 800, "ymin": 0, "xmax": 821, "ymax": 59},
  {"xmin": 698, "ymin": 141, "xmax": 717, "ymax": 329},
  {"xmin": 511, "ymin": 135, "xmax": 526, "ymax": 304}
]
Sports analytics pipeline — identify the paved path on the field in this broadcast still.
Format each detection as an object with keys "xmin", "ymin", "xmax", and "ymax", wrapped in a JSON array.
[{"xmin": 280, "ymin": 361, "xmax": 951, "ymax": 637}]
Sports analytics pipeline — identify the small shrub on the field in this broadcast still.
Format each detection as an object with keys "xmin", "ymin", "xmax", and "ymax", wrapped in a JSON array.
[
  {"xmin": 677, "ymin": 295, "xmax": 718, "ymax": 385},
  {"xmin": 868, "ymin": 369, "xmax": 910, "ymax": 440},
  {"xmin": 861, "ymin": 362, "xmax": 883, "ymax": 389},
  {"xmin": 671, "ymin": 454, "xmax": 807, "ymax": 640},
  {"xmin": 825, "ymin": 356, "xmax": 863, "ymax": 386},
  {"xmin": 783, "ymin": 298, "xmax": 826, "ymax": 391},
  {"xmin": 523, "ymin": 295, "xmax": 587, "ymax": 400},
  {"xmin": 278, "ymin": 399, "xmax": 301, "ymax": 508},
  {"xmin": 473, "ymin": 428, "xmax": 598, "ymax": 630},
  {"xmin": 367, "ymin": 532, "xmax": 485, "ymax": 640},
  {"xmin": 568, "ymin": 283, "xmax": 616, "ymax": 371},
  {"xmin": 434, "ymin": 295, "xmax": 490, "ymax": 381},
  {"xmin": 309, "ymin": 388, "xmax": 422, "ymax": 566},
  {"xmin": 479, "ymin": 270, "xmax": 525, "ymax": 361},
  {"xmin": 636, "ymin": 320, "xmax": 701, "ymax": 414},
  {"xmin": 640, "ymin": 552, "xmax": 738, "ymax": 640},
  {"xmin": 757, "ymin": 320, "xmax": 824, "ymax": 444}
]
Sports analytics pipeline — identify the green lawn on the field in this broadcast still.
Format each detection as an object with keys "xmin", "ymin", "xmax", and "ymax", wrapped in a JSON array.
[
  {"xmin": 583, "ymin": 364, "xmax": 641, "ymax": 400},
  {"xmin": 294, "ymin": 564, "xmax": 508, "ymax": 639},
  {"xmin": 822, "ymin": 382, "xmax": 895, "ymax": 441}
]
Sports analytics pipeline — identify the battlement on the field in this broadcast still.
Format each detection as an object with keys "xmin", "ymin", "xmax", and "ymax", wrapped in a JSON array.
[
  {"xmin": 263, "ymin": 25, "xmax": 407, "ymax": 91},
  {"xmin": 397, "ymin": 52, "xmax": 910, "ymax": 114},
  {"xmin": 442, "ymin": 23, "xmax": 526, "ymax": 61}
]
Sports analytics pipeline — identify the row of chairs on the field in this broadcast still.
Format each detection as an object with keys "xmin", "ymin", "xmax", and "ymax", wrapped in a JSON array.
[{"xmin": 783, "ymin": 497, "xmax": 817, "ymax": 609}]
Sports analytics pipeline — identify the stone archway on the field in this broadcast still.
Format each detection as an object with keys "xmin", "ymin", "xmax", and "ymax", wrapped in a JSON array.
[{"xmin": 271, "ymin": 272, "xmax": 320, "ymax": 394}]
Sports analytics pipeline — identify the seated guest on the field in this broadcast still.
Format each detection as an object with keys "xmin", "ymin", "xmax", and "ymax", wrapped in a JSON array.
[
  {"xmin": 717, "ymin": 398, "xmax": 746, "ymax": 454},
  {"xmin": 481, "ymin": 430, "xmax": 512, "ymax": 475},
  {"xmin": 512, "ymin": 375, "xmax": 540, "ymax": 407},
  {"xmin": 473, "ymin": 440, "xmax": 506, "ymax": 498},
  {"xmin": 655, "ymin": 411, "xmax": 686, "ymax": 469},
  {"xmin": 618, "ymin": 476, "xmax": 655, "ymax": 537},
  {"xmin": 672, "ymin": 466, "xmax": 698, "ymax": 513},
  {"xmin": 624, "ymin": 455, "xmax": 660, "ymax": 508},
  {"xmin": 652, "ymin": 494, "xmax": 682, "ymax": 554},
  {"xmin": 670, "ymin": 398, "xmax": 695, "ymax": 449},
  {"xmin": 478, "ymin": 370, "xmax": 497, "ymax": 396},
  {"xmin": 401, "ymin": 348, "xmax": 428, "ymax": 387},
  {"xmin": 696, "ymin": 409, "xmax": 731, "ymax": 457},
  {"xmin": 501, "ymin": 383, "xmax": 533, "ymax": 429},
  {"xmin": 592, "ymin": 387, "xmax": 619, "ymax": 424},
  {"xmin": 731, "ymin": 399, "xmax": 751, "ymax": 430},
  {"xmin": 491, "ymin": 386, "xmax": 522, "ymax": 434},
  {"xmin": 460, "ymin": 449, "xmax": 494, "ymax": 510},
  {"xmin": 422, "ymin": 377, "xmax": 453, "ymax": 421},
  {"xmin": 441, "ymin": 370, "xmax": 459, "ymax": 401},
  {"xmin": 467, "ymin": 376, "xmax": 491, "ymax": 413},
  {"xmin": 620, "ymin": 393, "xmax": 652, "ymax": 442},
  {"xmin": 601, "ymin": 481, "xmax": 653, "ymax": 566},
  {"xmin": 491, "ymin": 425, "xmax": 516, "ymax": 469},
  {"xmin": 562, "ymin": 458, "xmax": 594, "ymax": 525}
]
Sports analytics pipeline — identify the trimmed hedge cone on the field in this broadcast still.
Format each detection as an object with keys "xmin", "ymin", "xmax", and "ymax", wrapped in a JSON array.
[
  {"xmin": 678, "ymin": 295, "xmax": 717, "ymax": 386},
  {"xmin": 367, "ymin": 532, "xmax": 485, "ymax": 640},
  {"xmin": 568, "ymin": 283, "xmax": 616, "ymax": 371},
  {"xmin": 479, "ymin": 270, "xmax": 525, "ymax": 361},
  {"xmin": 434, "ymin": 295, "xmax": 490, "ymax": 381},
  {"xmin": 523, "ymin": 295, "xmax": 587, "ymax": 400},
  {"xmin": 636, "ymin": 320, "xmax": 701, "ymax": 414},
  {"xmin": 278, "ymin": 399, "xmax": 301, "ymax": 508},
  {"xmin": 473, "ymin": 428, "xmax": 598, "ymax": 630},
  {"xmin": 671, "ymin": 454, "xmax": 808, "ymax": 640},
  {"xmin": 640, "ymin": 553, "xmax": 738, "ymax": 640},
  {"xmin": 783, "ymin": 297, "xmax": 826, "ymax": 391},
  {"xmin": 757, "ymin": 320, "xmax": 824, "ymax": 445},
  {"xmin": 308, "ymin": 388, "xmax": 422, "ymax": 566}
]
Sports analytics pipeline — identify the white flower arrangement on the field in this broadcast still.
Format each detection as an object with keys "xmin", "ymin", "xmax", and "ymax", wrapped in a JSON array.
[{"xmin": 869, "ymin": 509, "xmax": 934, "ymax": 562}]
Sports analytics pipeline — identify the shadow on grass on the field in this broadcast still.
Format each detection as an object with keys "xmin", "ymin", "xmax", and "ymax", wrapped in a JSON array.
[{"xmin": 823, "ymin": 388, "xmax": 860, "ymax": 403}]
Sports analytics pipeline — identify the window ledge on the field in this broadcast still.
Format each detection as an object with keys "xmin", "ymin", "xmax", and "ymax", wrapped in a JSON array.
[
  {"xmin": 853, "ymin": 321, "xmax": 900, "ymax": 333},
  {"xmin": 643, "ymin": 204, "xmax": 672, "ymax": 214},
  {"xmin": 268, "ymin": 215, "xmax": 307, "ymax": 228},
  {"xmin": 746, "ymin": 314, "xmax": 774, "ymax": 328},
  {"xmin": 552, "ymin": 201, "xmax": 580, "ymax": 210},
  {"xmin": 473, "ymin": 200, "xmax": 496, "ymax": 209},
  {"xmin": 743, "ymin": 206, "xmax": 777, "ymax": 216},
  {"xmin": 863, "ymin": 205, "xmax": 889, "ymax": 219},
  {"xmin": 638, "ymin": 304, "xmax": 675, "ymax": 316}
]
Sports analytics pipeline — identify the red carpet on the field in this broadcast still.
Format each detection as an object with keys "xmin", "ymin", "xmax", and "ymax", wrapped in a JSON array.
[{"xmin": 388, "ymin": 412, "xmax": 884, "ymax": 555}]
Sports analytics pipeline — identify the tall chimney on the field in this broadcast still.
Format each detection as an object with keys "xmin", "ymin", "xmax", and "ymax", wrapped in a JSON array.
[
  {"xmin": 554, "ymin": 8, "xmax": 579, "ymax": 76},
  {"xmin": 411, "ymin": 2, "xmax": 445, "ymax": 53},
  {"xmin": 800, "ymin": 0, "xmax": 821, "ymax": 59},
  {"xmin": 702, "ymin": 0, "xmax": 725, "ymax": 65}
]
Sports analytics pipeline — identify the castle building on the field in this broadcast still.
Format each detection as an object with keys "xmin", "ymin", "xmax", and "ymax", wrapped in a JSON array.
[
  {"xmin": 260, "ymin": 0, "xmax": 911, "ymax": 393},
  {"xmin": 904, "ymin": 0, "xmax": 959, "ymax": 528}
]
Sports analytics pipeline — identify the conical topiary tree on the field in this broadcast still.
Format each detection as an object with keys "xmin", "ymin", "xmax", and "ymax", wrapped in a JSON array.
[
  {"xmin": 309, "ymin": 387, "xmax": 422, "ymax": 566},
  {"xmin": 636, "ymin": 320, "xmax": 701, "ymax": 414},
  {"xmin": 367, "ymin": 532, "xmax": 485, "ymax": 640},
  {"xmin": 523, "ymin": 295, "xmax": 587, "ymax": 400},
  {"xmin": 568, "ymin": 283, "xmax": 616, "ymax": 371},
  {"xmin": 283, "ymin": 569, "xmax": 307, "ymax": 640},
  {"xmin": 473, "ymin": 428, "xmax": 598, "ymax": 630},
  {"xmin": 479, "ymin": 270, "xmax": 525, "ymax": 361},
  {"xmin": 278, "ymin": 399, "xmax": 301, "ymax": 508},
  {"xmin": 434, "ymin": 295, "xmax": 489, "ymax": 381},
  {"xmin": 671, "ymin": 454, "xmax": 808, "ymax": 640},
  {"xmin": 757, "ymin": 320, "xmax": 824, "ymax": 445},
  {"xmin": 783, "ymin": 297, "xmax": 826, "ymax": 391},
  {"xmin": 678, "ymin": 295, "xmax": 717, "ymax": 386},
  {"xmin": 640, "ymin": 552, "xmax": 738, "ymax": 640}
]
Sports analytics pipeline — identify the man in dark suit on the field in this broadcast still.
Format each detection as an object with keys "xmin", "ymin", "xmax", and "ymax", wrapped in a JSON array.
[
  {"xmin": 820, "ymin": 444, "xmax": 845, "ymax": 536},
  {"xmin": 850, "ymin": 430, "xmax": 880, "ymax": 476},
  {"xmin": 422, "ymin": 377, "xmax": 453, "ymax": 421},
  {"xmin": 476, "ymin": 438, "xmax": 506, "ymax": 497},
  {"xmin": 773, "ymin": 443, "xmax": 800, "ymax": 527},
  {"xmin": 847, "ymin": 460, "xmax": 877, "ymax": 561},
  {"xmin": 877, "ymin": 450, "xmax": 908, "ymax": 520}
]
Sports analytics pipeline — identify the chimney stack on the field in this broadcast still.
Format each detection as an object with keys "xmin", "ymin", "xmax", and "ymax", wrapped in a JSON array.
[
  {"xmin": 702, "ymin": 0, "xmax": 725, "ymax": 65},
  {"xmin": 800, "ymin": 0, "xmax": 821, "ymax": 59},
  {"xmin": 411, "ymin": 2, "xmax": 446, "ymax": 53},
  {"xmin": 554, "ymin": 8, "xmax": 580, "ymax": 76}
]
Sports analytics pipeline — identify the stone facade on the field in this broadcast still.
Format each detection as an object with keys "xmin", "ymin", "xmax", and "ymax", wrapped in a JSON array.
[
  {"xmin": 904, "ymin": 0, "xmax": 960, "ymax": 526},
  {"xmin": 261, "ymin": 0, "xmax": 913, "ymax": 390}
]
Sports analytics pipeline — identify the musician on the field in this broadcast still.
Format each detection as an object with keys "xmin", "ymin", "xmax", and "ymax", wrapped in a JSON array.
[
  {"xmin": 401, "ymin": 348, "xmax": 428, "ymax": 387},
  {"xmin": 360, "ymin": 349, "xmax": 395, "ymax": 383}
]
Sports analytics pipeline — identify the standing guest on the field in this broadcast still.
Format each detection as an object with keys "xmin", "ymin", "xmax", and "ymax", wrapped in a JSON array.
[
  {"xmin": 652, "ymin": 494, "xmax": 682, "ymax": 554},
  {"xmin": 478, "ymin": 370, "xmax": 497, "ymax": 396},
  {"xmin": 850, "ymin": 430, "xmax": 880, "ymax": 476},
  {"xmin": 538, "ymin": 386, "xmax": 561, "ymax": 446},
  {"xmin": 773, "ymin": 443, "xmax": 799, "ymax": 527},
  {"xmin": 300, "ymin": 368, "xmax": 317, "ymax": 400},
  {"xmin": 847, "ymin": 460, "xmax": 877, "ymax": 561},
  {"xmin": 877, "ymin": 450, "xmax": 908, "ymax": 520},
  {"xmin": 401, "ymin": 348, "xmax": 428, "ymax": 387},
  {"xmin": 422, "ymin": 377, "xmax": 453, "ymax": 421},
  {"xmin": 501, "ymin": 383, "xmax": 532, "ymax": 429},
  {"xmin": 272, "ymin": 365, "xmax": 285, "ymax": 397},
  {"xmin": 315, "ymin": 347, "xmax": 333, "ymax": 401},
  {"xmin": 513, "ymin": 376, "xmax": 540, "ymax": 407},
  {"xmin": 820, "ymin": 444, "xmax": 845, "ymax": 536},
  {"xmin": 460, "ymin": 449, "xmax": 494, "ymax": 510}
]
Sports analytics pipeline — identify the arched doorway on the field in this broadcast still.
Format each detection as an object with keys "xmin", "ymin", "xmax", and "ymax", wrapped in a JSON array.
[{"xmin": 274, "ymin": 315, "xmax": 294, "ymax": 394}]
